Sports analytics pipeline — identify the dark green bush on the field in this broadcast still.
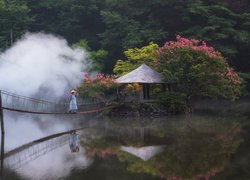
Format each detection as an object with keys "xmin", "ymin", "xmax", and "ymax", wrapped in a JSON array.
[
  {"xmin": 157, "ymin": 92, "xmax": 189, "ymax": 114},
  {"xmin": 238, "ymin": 72, "xmax": 250, "ymax": 97}
]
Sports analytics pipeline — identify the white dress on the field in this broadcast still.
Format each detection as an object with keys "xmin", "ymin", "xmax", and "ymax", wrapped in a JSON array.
[{"xmin": 69, "ymin": 94, "xmax": 78, "ymax": 112}]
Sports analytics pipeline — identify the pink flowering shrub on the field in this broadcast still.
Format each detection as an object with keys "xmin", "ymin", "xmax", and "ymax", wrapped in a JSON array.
[
  {"xmin": 156, "ymin": 35, "xmax": 242, "ymax": 100},
  {"xmin": 77, "ymin": 72, "xmax": 118, "ymax": 97}
]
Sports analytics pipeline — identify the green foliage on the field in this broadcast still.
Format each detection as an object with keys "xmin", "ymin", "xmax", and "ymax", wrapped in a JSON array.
[
  {"xmin": 238, "ymin": 72, "xmax": 250, "ymax": 96},
  {"xmin": 72, "ymin": 39, "xmax": 108, "ymax": 72},
  {"xmin": 90, "ymin": 49, "xmax": 108, "ymax": 71},
  {"xmin": 0, "ymin": 0, "xmax": 249, "ymax": 76},
  {"xmin": 99, "ymin": 1, "xmax": 168, "ymax": 49},
  {"xmin": 0, "ymin": 0, "xmax": 32, "ymax": 49},
  {"xmin": 157, "ymin": 92, "xmax": 189, "ymax": 114},
  {"xmin": 182, "ymin": 1, "xmax": 250, "ymax": 71},
  {"xmin": 157, "ymin": 36, "xmax": 243, "ymax": 100},
  {"xmin": 26, "ymin": 0, "xmax": 105, "ymax": 47},
  {"xmin": 72, "ymin": 39, "xmax": 89, "ymax": 50},
  {"xmin": 113, "ymin": 42, "xmax": 159, "ymax": 76}
]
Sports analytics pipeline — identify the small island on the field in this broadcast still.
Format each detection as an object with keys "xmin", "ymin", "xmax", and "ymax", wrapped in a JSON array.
[{"xmin": 77, "ymin": 36, "xmax": 243, "ymax": 116}]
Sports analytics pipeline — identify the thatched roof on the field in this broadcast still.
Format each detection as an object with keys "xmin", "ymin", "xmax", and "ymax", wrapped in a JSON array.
[{"xmin": 116, "ymin": 64, "xmax": 163, "ymax": 84}]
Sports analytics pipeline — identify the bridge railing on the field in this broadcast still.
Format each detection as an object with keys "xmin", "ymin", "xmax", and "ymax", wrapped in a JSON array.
[
  {"xmin": 0, "ymin": 90, "xmax": 105, "ymax": 114},
  {"xmin": 0, "ymin": 90, "xmax": 68, "ymax": 113}
]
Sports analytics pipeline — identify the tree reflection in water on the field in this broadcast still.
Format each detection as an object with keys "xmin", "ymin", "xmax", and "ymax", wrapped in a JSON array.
[{"xmin": 80, "ymin": 116, "xmax": 243, "ymax": 180}]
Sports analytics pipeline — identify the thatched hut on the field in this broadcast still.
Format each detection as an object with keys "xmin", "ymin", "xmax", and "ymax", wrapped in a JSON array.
[{"xmin": 116, "ymin": 64, "xmax": 165, "ymax": 100}]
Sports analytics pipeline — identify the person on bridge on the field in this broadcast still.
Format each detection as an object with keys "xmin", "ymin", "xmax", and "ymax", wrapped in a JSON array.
[{"xmin": 69, "ymin": 89, "xmax": 78, "ymax": 113}]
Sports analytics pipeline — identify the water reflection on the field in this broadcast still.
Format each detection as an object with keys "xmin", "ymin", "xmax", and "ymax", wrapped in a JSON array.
[
  {"xmin": 69, "ymin": 131, "xmax": 80, "ymax": 152},
  {"xmin": 2, "ymin": 113, "xmax": 248, "ymax": 180},
  {"xmin": 2, "ymin": 111, "xmax": 96, "ymax": 180},
  {"xmin": 120, "ymin": 146, "xmax": 164, "ymax": 161},
  {"xmin": 18, "ymin": 145, "xmax": 91, "ymax": 180},
  {"xmin": 80, "ymin": 115, "xmax": 244, "ymax": 180}
]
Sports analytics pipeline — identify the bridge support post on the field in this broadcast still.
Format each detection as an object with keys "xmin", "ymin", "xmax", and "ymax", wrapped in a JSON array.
[{"xmin": 0, "ymin": 90, "xmax": 5, "ymax": 178}]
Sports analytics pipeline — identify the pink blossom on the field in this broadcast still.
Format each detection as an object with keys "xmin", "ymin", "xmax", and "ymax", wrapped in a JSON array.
[
  {"xmin": 158, "ymin": 35, "xmax": 224, "ymax": 60},
  {"xmin": 226, "ymin": 68, "xmax": 232, "ymax": 76}
]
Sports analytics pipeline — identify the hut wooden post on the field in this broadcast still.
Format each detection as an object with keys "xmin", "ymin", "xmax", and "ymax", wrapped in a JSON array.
[
  {"xmin": 146, "ymin": 84, "xmax": 150, "ymax": 99},
  {"xmin": 142, "ymin": 84, "xmax": 146, "ymax": 99},
  {"xmin": 116, "ymin": 86, "xmax": 119, "ymax": 100},
  {"xmin": 142, "ymin": 84, "xmax": 151, "ymax": 99}
]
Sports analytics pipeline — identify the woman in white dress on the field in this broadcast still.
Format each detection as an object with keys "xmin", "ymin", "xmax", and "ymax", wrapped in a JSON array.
[{"xmin": 69, "ymin": 89, "xmax": 78, "ymax": 113}]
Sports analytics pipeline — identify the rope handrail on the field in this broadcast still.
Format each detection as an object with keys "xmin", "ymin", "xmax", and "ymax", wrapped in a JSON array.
[
  {"xmin": 0, "ymin": 89, "xmax": 105, "ymax": 114},
  {"xmin": 0, "ymin": 106, "xmax": 106, "ymax": 115},
  {"xmin": 0, "ymin": 90, "xmax": 55, "ymax": 104},
  {"xmin": 0, "ymin": 90, "xmax": 103, "ymax": 105}
]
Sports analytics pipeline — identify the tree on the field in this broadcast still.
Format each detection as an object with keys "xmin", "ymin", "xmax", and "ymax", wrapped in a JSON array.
[
  {"xmin": 182, "ymin": 1, "xmax": 250, "ymax": 72},
  {"xmin": 157, "ymin": 35, "xmax": 242, "ymax": 100},
  {"xmin": 99, "ymin": 0, "xmax": 167, "ymax": 72},
  {"xmin": 18, "ymin": 0, "xmax": 249, "ymax": 75},
  {"xmin": 26, "ymin": 0, "xmax": 105, "ymax": 45},
  {"xmin": 113, "ymin": 42, "xmax": 159, "ymax": 76},
  {"xmin": 0, "ymin": 0, "xmax": 31, "ymax": 49},
  {"xmin": 72, "ymin": 39, "xmax": 108, "ymax": 72},
  {"xmin": 1, "ymin": 0, "xmax": 248, "ymax": 76}
]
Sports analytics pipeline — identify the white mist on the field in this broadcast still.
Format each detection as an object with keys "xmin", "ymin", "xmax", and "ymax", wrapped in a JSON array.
[
  {"xmin": 0, "ymin": 32, "xmax": 89, "ymax": 99},
  {"xmin": 0, "ymin": 33, "xmax": 92, "ymax": 179}
]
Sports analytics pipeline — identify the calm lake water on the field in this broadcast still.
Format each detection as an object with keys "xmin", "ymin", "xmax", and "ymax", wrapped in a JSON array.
[{"xmin": 1, "ymin": 107, "xmax": 250, "ymax": 180}]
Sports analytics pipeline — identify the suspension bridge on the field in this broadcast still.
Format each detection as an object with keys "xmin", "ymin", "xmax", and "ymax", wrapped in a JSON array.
[
  {"xmin": 0, "ymin": 89, "xmax": 110, "ymax": 177},
  {"xmin": 0, "ymin": 90, "xmax": 106, "ymax": 114}
]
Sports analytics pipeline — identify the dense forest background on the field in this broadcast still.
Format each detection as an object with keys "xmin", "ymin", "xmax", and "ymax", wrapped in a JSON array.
[{"xmin": 0, "ymin": 0, "xmax": 249, "ymax": 74}]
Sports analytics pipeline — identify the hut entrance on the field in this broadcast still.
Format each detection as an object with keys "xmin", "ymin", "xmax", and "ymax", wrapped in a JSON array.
[{"xmin": 116, "ymin": 64, "xmax": 167, "ymax": 102}]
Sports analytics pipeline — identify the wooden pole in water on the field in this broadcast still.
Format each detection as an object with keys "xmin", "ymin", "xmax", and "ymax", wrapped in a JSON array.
[{"xmin": 0, "ymin": 90, "xmax": 5, "ymax": 177}]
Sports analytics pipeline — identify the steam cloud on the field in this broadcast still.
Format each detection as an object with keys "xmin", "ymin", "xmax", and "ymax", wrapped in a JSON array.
[
  {"xmin": 0, "ymin": 33, "xmax": 92, "ymax": 179},
  {"xmin": 0, "ymin": 33, "xmax": 89, "ymax": 99}
]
